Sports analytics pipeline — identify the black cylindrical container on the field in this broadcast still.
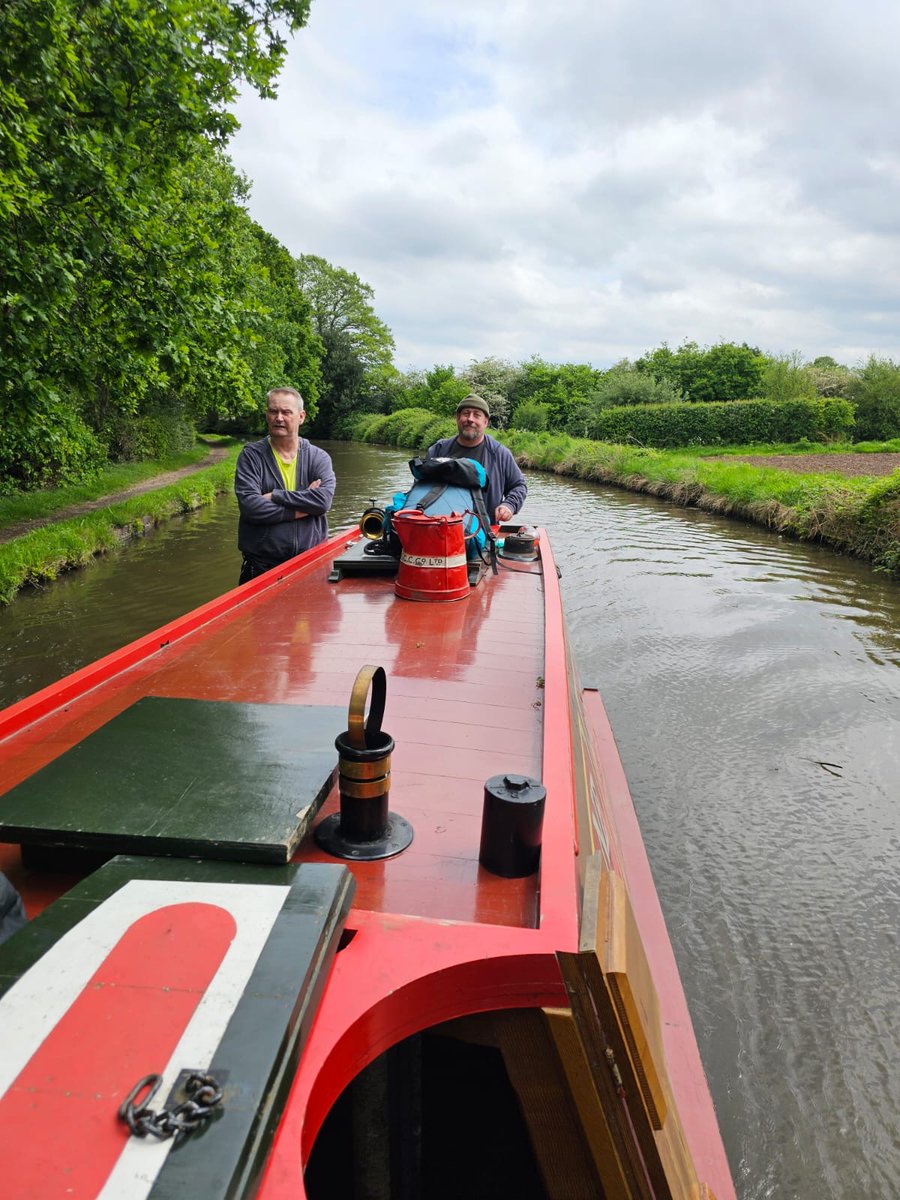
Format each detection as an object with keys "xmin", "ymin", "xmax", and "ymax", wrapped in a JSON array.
[
  {"xmin": 315, "ymin": 664, "xmax": 414, "ymax": 861},
  {"xmin": 333, "ymin": 728, "xmax": 394, "ymax": 841},
  {"xmin": 479, "ymin": 774, "xmax": 546, "ymax": 878}
]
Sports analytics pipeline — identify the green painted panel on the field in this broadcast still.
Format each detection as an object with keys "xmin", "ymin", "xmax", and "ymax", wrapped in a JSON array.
[{"xmin": 0, "ymin": 698, "xmax": 344, "ymax": 864}]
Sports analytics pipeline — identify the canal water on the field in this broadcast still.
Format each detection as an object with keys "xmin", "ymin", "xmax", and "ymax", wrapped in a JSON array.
[{"xmin": 1, "ymin": 441, "xmax": 898, "ymax": 1199}]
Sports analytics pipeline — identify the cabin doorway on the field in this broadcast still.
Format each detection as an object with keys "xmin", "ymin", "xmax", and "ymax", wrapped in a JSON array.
[{"xmin": 305, "ymin": 1014, "xmax": 552, "ymax": 1200}]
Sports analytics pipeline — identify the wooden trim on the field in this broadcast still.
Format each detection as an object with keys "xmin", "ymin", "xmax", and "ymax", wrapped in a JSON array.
[
  {"xmin": 557, "ymin": 943, "xmax": 662, "ymax": 1199},
  {"xmin": 559, "ymin": 853, "xmax": 707, "ymax": 1199},
  {"xmin": 492, "ymin": 1010, "xmax": 607, "ymax": 1200},
  {"xmin": 596, "ymin": 867, "xmax": 667, "ymax": 1129}
]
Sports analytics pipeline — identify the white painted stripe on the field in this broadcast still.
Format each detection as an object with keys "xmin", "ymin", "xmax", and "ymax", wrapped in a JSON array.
[
  {"xmin": 399, "ymin": 552, "xmax": 467, "ymax": 569},
  {"xmin": 0, "ymin": 879, "xmax": 289, "ymax": 1199}
]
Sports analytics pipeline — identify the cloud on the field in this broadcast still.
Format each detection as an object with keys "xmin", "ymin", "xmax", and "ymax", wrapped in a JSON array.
[{"xmin": 230, "ymin": 0, "xmax": 900, "ymax": 369}]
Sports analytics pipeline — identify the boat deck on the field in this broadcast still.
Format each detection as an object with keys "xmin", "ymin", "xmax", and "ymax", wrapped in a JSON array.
[
  {"xmin": 0, "ymin": 529, "xmax": 738, "ymax": 1200},
  {"xmin": 0, "ymin": 534, "xmax": 548, "ymax": 930}
]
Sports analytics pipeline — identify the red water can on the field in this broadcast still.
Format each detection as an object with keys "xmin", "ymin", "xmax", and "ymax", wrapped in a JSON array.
[{"xmin": 393, "ymin": 509, "xmax": 470, "ymax": 602}]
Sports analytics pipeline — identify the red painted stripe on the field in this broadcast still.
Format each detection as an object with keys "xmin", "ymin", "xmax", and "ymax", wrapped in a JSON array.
[
  {"xmin": 534, "ymin": 528, "xmax": 580, "ymax": 941},
  {"xmin": 0, "ymin": 902, "xmax": 236, "ymax": 1198}
]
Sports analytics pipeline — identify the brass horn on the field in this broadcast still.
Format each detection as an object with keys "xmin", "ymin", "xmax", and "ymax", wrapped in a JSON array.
[{"xmin": 359, "ymin": 500, "xmax": 386, "ymax": 540}]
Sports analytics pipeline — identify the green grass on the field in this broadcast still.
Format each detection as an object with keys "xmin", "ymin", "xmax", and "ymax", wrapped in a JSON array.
[
  {"xmin": 0, "ymin": 442, "xmax": 242, "ymax": 604},
  {"xmin": 0, "ymin": 441, "xmax": 220, "ymax": 529}
]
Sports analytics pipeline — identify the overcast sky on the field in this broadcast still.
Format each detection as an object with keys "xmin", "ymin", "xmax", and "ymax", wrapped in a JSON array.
[{"xmin": 229, "ymin": 0, "xmax": 900, "ymax": 373}]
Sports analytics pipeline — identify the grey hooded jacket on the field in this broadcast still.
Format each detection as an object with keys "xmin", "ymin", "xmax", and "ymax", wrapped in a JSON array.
[{"xmin": 235, "ymin": 437, "xmax": 336, "ymax": 566}]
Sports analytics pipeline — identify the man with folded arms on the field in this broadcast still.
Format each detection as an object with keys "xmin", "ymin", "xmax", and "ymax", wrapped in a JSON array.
[{"xmin": 235, "ymin": 387, "xmax": 336, "ymax": 584}]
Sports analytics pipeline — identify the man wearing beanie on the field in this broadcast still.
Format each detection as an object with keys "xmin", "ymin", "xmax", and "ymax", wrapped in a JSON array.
[{"xmin": 426, "ymin": 394, "xmax": 527, "ymax": 523}]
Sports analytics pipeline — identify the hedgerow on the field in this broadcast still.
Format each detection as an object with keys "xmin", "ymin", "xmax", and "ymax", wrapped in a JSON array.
[{"xmin": 582, "ymin": 397, "xmax": 854, "ymax": 447}]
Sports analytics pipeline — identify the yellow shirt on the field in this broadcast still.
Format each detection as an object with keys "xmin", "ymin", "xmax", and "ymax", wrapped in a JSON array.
[{"xmin": 271, "ymin": 444, "xmax": 297, "ymax": 491}]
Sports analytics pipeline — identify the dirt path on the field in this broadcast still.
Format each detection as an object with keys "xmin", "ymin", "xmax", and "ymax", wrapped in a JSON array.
[
  {"xmin": 706, "ymin": 452, "xmax": 900, "ymax": 477},
  {"xmin": 0, "ymin": 447, "xmax": 231, "ymax": 545}
]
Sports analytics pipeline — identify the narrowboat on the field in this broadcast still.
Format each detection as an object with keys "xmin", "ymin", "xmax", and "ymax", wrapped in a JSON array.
[{"xmin": 0, "ymin": 518, "xmax": 736, "ymax": 1199}]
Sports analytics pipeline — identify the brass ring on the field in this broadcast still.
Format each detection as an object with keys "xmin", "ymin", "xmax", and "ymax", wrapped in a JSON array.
[
  {"xmin": 338, "ymin": 755, "xmax": 392, "ymax": 781},
  {"xmin": 337, "ymin": 773, "xmax": 391, "ymax": 799},
  {"xmin": 347, "ymin": 665, "xmax": 386, "ymax": 751}
]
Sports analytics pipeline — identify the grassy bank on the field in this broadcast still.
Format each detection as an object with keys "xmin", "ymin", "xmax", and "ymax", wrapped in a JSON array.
[
  {"xmin": 0, "ymin": 440, "xmax": 241, "ymax": 604},
  {"xmin": 348, "ymin": 411, "xmax": 900, "ymax": 577},
  {"xmin": 504, "ymin": 432, "xmax": 900, "ymax": 576}
]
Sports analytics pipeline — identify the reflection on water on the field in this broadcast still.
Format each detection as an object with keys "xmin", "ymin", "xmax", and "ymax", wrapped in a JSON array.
[{"xmin": 1, "ymin": 443, "xmax": 899, "ymax": 1197}]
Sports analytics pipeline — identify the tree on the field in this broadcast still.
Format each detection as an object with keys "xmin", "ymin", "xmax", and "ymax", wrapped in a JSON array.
[
  {"xmin": 379, "ymin": 368, "xmax": 428, "ymax": 413},
  {"xmin": 461, "ymin": 357, "xmax": 521, "ymax": 427},
  {"xmin": 295, "ymin": 255, "xmax": 395, "ymax": 432},
  {"xmin": 423, "ymin": 365, "xmax": 469, "ymax": 414},
  {"xmin": 359, "ymin": 362, "xmax": 404, "ymax": 416},
  {"xmin": 806, "ymin": 358, "xmax": 852, "ymax": 398},
  {"xmin": 591, "ymin": 362, "xmax": 683, "ymax": 407},
  {"xmin": 295, "ymin": 256, "xmax": 394, "ymax": 372},
  {"xmin": 239, "ymin": 223, "xmax": 324, "ymax": 420},
  {"xmin": 761, "ymin": 353, "xmax": 817, "ymax": 405},
  {"xmin": 509, "ymin": 358, "xmax": 605, "ymax": 428},
  {"xmin": 0, "ymin": 0, "xmax": 315, "ymax": 486},
  {"xmin": 636, "ymin": 341, "xmax": 766, "ymax": 402},
  {"xmin": 847, "ymin": 357, "xmax": 900, "ymax": 441}
]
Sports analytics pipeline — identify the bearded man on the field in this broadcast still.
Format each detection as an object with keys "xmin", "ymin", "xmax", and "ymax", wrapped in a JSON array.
[{"xmin": 425, "ymin": 394, "xmax": 527, "ymax": 524}]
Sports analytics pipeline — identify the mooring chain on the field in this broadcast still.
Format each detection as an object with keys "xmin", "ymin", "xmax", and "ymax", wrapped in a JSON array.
[{"xmin": 119, "ymin": 1072, "xmax": 224, "ymax": 1141}]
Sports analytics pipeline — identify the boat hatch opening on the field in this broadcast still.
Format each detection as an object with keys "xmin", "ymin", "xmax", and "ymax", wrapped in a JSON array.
[
  {"xmin": 305, "ymin": 1015, "xmax": 553, "ymax": 1200},
  {"xmin": 307, "ymin": 1004, "xmax": 700, "ymax": 1200}
]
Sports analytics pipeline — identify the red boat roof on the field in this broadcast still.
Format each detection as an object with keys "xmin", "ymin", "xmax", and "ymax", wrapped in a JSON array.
[{"xmin": 0, "ymin": 530, "xmax": 553, "ymax": 930}]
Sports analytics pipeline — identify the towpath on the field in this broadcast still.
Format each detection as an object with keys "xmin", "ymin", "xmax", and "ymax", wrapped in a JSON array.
[{"xmin": 0, "ymin": 447, "xmax": 231, "ymax": 545}]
